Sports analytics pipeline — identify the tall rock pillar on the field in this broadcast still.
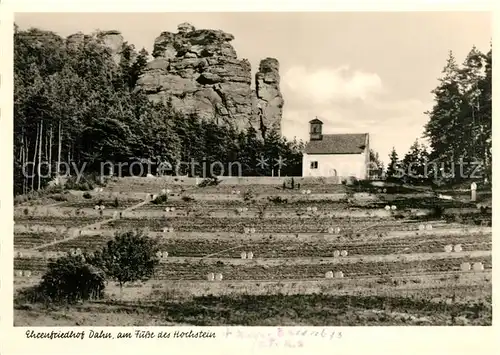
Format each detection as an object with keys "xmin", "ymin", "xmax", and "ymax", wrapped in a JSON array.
[{"xmin": 255, "ymin": 58, "xmax": 284, "ymax": 137}]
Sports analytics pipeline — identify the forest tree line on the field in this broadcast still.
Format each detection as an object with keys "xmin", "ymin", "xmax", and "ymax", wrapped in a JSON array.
[
  {"xmin": 13, "ymin": 26, "xmax": 304, "ymax": 195},
  {"xmin": 14, "ymin": 25, "xmax": 491, "ymax": 195},
  {"xmin": 386, "ymin": 45, "xmax": 492, "ymax": 185}
]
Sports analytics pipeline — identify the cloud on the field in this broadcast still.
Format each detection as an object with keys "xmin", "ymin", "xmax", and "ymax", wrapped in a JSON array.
[
  {"xmin": 279, "ymin": 64, "xmax": 435, "ymax": 165},
  {"xmin": 282, "ymin": 65, "xmax": 383, "ymax": 106}
]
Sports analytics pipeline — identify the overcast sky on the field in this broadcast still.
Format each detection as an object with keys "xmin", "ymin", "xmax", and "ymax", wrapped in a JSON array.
[{"xmin": 15, "ymin": 12, "xmax": 491, "ymax": 165}]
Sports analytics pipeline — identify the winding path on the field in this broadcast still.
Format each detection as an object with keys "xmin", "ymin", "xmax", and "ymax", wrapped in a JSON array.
[{"xmin": 31, "ymin": 199, "xmax": 150, "ymax": 251}]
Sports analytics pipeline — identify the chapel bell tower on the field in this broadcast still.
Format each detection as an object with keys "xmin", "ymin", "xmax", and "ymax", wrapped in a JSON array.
[{"xmin": 309, "ymin": 117, "xmax": 323, "ymax": 141}]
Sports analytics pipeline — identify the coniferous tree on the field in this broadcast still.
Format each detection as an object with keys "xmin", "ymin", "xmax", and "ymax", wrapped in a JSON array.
[
  {"xmin": 423, "ymin": 46, "xmax": 491, "ymax": 182},
  {"xmin": 424, "ymin": 51, "xmax": 465, "ymax": 165},
  {"xmin": 369, "ymin": 149, "xmax": 384, "ymax": 179},
  {"xmin": 402, "ymin": 140, "xmax": 431, "ymax": 183},
  {"xmin": 386, "ymin": 147, "xmax": 402, "ymax": 181}
]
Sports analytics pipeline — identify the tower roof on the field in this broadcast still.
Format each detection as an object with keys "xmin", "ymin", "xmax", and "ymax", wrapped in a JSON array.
[
  {"xmin": 309, "ymin": 118, "xmax": 323, "ymax": 124},
  {"xmin": 305, "ymin": 133, "xmax": 369, "ymax": 154}
]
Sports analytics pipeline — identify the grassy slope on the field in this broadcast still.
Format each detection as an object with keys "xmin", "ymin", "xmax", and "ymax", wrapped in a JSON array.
[
  {"xmin": 13, "ymin": 182, "xmax": 493, "ymax": 326},
  {"xmin": 15, "ymin": 293, "xmax": 492, "ymax": 326}
]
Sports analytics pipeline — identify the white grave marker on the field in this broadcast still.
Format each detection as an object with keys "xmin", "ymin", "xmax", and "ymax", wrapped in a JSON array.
[
  {"xmin": 471, "ymin": 182, "xmax": 477, "ymax": 202},
  {"xmin": 460, "ymin": 262, "xmax": 471, "ymax": 271},
  {"xmin": 472, "ymin": 262, "xmax": 484, "ymax": 271}
]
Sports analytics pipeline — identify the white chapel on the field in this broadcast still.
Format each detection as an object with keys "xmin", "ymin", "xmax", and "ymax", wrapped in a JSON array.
[{"xmin": 302, "ymin": 118, "xmax": 370, "ymax": 180}]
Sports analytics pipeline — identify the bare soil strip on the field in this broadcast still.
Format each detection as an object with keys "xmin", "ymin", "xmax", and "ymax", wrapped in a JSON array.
[{"xmin": 31, "ymin": 200, "xmax": 149, "ymax": 251}]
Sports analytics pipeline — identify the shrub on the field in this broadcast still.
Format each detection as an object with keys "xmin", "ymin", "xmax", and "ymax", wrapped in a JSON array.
[
  {"xmin": 94, "ymin": 230, "xmax": 160, "ymax": 289},
  {"xmin": 51, "ymin": 194, "xmax": 68, "ymax": 202},
  {"xmin": 430, "ymin": 206, "xmax": 445, "ymax": 219},
  {"xmin": 27, "ymin": 253, "xmax": 105, "ymax": 304},
  {"xmin": 268, "ymin": 196, "xmax": 288, "ymax": 204},
  {"xmin": 198, "ymin": 177, "xmax": 221, "ymax": 187},
  {"xmin": 152, "ymin": 194, "xmax": 169, "ymax": 204},
  {"xmin": 65, "ymin": 177, "xmax": 93, "ymax": 191},
  {"xmin": 182, "ymin": 196, "xmax": 194, "ymax": 202},
  {"xmin": 82, "ymin": 192, "xmax": 92, "ymax": 199},
  {"xmin": 45, "ymin": 185, "xmax": 65, "ymax": 194},
  {"xmin": 243, "ymin": 189, "xmax": 255, "ymax": 202},
  {"xmin": 64, "ymin": 173, "xmax": 108, "ymax": 191},
  {"xmin": 112, "ymin": 197, "xmax": 120, "ymax": 208}
]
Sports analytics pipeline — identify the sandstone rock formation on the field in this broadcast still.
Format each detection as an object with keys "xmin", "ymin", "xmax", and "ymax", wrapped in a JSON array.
[
  {"xmin": 136, "ymin": 23, "xmax": 283, "ymax": 137},
  {"xmin": 66, "ymin": 30, "xmax": 124, "ymax": 65},
  {"xmin": 97, "ymin": 30, "xmax": 124, "ymax": 65},
  {"xmin": 66, "ymin": 32, "xmax": 85, "ymax": 50},
  {"xmin": 255, "ymin": 58, "xmax": 284, "ymax": 135}
]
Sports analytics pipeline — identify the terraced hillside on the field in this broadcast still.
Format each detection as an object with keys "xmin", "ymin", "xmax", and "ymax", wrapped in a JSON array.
[{"xmin": 14, "ymin": 177, "xmax": 492, "ymax": 326}]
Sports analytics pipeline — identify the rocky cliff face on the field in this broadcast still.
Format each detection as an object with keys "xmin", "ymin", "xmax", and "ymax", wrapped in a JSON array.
[
  {"xmin": 136, "ymin": 23, "xmax": 283, "ymax": 137},
  {"xmin": 66, "ymin": 30, "xmax": 124, "ymax": 65},
  {"xmin": 255, "ymin": 58, "xmax": 284, "ymax": 135},
  {"xmin": 97, "ymin": 30, "xmax": 124, "ymax": 65}
]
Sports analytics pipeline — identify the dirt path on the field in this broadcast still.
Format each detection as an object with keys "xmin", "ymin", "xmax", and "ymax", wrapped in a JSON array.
[
  {"xmin": 156, "ymin": 250, "xmax": 491, "ymax": 266},
  {"xmin": 18, "ymin": 249, "xmax": 491, "ymax": 266},
  {"xmin": 15, "ymin": 225, "xmax": 492, "ymax": 242},
  {"xmin": 31, "ymin": 200, "xmax": 149, "ymax": 251}
]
